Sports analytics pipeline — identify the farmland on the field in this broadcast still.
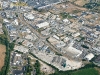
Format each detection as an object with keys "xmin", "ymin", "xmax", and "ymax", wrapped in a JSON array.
[{"xmin": 0, "ymin": 45, "xmax": 6, "ymax": 70}]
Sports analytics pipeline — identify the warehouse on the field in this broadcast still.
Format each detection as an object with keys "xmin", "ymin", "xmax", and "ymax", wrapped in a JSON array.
[
  {"xmin": 85, "ymin": 53, "xmax": 94, "ymax": 61},
  {"xmin": 66, "ymin": 46, "xmax": 82, "ymax": 57},
  {"xmin": 36, "ymin": 22, "xmax": 49, "ymax": 28}
]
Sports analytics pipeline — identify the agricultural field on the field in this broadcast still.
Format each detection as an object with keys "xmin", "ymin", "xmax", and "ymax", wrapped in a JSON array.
[
  {"xmin": 70, "ymin": 0, "xmax": 89, "ymax": 6},
  {"xmin": 50, "ymin": 2, "xmax": 87, "ymax": 15},
  {"xmin": 0, "ymin": 45, "xmax": 6, "ymax": 70}
]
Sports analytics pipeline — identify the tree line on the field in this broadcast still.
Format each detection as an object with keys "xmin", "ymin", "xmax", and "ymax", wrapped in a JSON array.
[{"xmin": 0, "ymin": 25, "xmax": 15, "ymax": 75}]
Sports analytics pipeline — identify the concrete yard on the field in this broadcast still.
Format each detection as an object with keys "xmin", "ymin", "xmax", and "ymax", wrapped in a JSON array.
[{"xmin": 33, "ymin": 51, "xmax": 83, "ymax": 71}]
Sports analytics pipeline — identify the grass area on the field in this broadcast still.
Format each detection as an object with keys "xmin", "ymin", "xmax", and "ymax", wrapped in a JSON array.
[
  {"xmin": 95, "ymin": 67, "xmax": 100, "ymax": 75},
  {"xmin": 50, "ymin": 63, "xmax": 100, "ymax": 75},
  {"xmin": 60, "ymin": 12, "xmax": 73, "ymax": 19},
  {"xmin": 72, "ymin": 10, "xmax": 82, "ymax": 14},
  {"xmin": 50, "ymin": 67, "xmax": 100, "ymax": 75},
  {"xmin": 74, "ymin": 0, "xmax": 89, "ymax": 6},
  {"xmin": 0, "ymin": 7, "xmax": 2, "ymax": 10},
  {"xmin": 71, "ymin": 68, "xmax": 99, "ymax": 75}
]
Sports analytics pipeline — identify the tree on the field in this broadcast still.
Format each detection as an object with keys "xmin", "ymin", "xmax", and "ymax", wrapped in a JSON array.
[{"xmin": 34, "ymin": 60, "xmax": 41, "ymax": 75}]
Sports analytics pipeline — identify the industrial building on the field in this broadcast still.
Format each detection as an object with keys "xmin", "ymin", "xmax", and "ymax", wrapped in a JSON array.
[
  {"xmin": 85, "ymin": 53, "xmax": 94, "ymax": 61},
  {"xmin": 24, "ymin": 13, "xmax": 35, "ymax": 20},
  {"xmin": 36, "ymin": 22, "xmax": 49, "ymax": 28}
]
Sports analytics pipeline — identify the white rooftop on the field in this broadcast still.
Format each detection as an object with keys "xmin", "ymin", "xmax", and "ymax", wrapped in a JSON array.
[
  {"xmin": 3, "ymin": 19, "xmax": 9, "ymax": 23},
  {"xmin": 14, "ymin": 45, "xmax": 28, "ymax": 53},
  {"xmin": 10, "ymin": 0, "xmax": 18, "ymax": 2},
  {"xmin": 66, "ymin": 46, "xmax": 82, "ymax": 57},
  {"xmin": 85, "ymin": 53, "xmax": 94, "ymax": 61},
  {"xmin": 25, "ymin": 35, "xmax": 33, "ymax": 40},
  {"xmin": 64, "ymin": 37, "xmax": 70, "ymax": 42},
  {"xmin": 72, "ymin": 33, "xmax": 80, "ymax": 37},
  {"xmin": 13, "ymin": 19, "xmax": 18, "ymax": 25},
  {"xmin": 53, "ymin": 35, "xmax": 59, "ymax": 40},
  {"xmin": 36, "ymin": 22, "xmax": 49, "ymax": 28},
  {"xmin": 24, "ymin": 13, "xmax": 34, "ymax": 20}
]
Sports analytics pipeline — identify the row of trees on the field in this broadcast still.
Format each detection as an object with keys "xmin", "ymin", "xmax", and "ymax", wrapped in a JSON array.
[
  {"xmin": 34, "ymin": 60, "xmax": 41, "ymax": 75},
  {"xmin": 24, "ymin": 57, "xmax": 33, "ymax": 75}
]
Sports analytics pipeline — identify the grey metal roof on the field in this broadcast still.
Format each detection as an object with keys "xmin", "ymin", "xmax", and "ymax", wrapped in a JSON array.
[{"xmin": 13, "ymin": 70, "xmax": 23, "ymax": 75}]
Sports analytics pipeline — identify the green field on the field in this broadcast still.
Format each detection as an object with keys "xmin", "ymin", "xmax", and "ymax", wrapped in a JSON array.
[{"xmin": 71, "ymin": 68, "xmax": 99, "ymax": 75}]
